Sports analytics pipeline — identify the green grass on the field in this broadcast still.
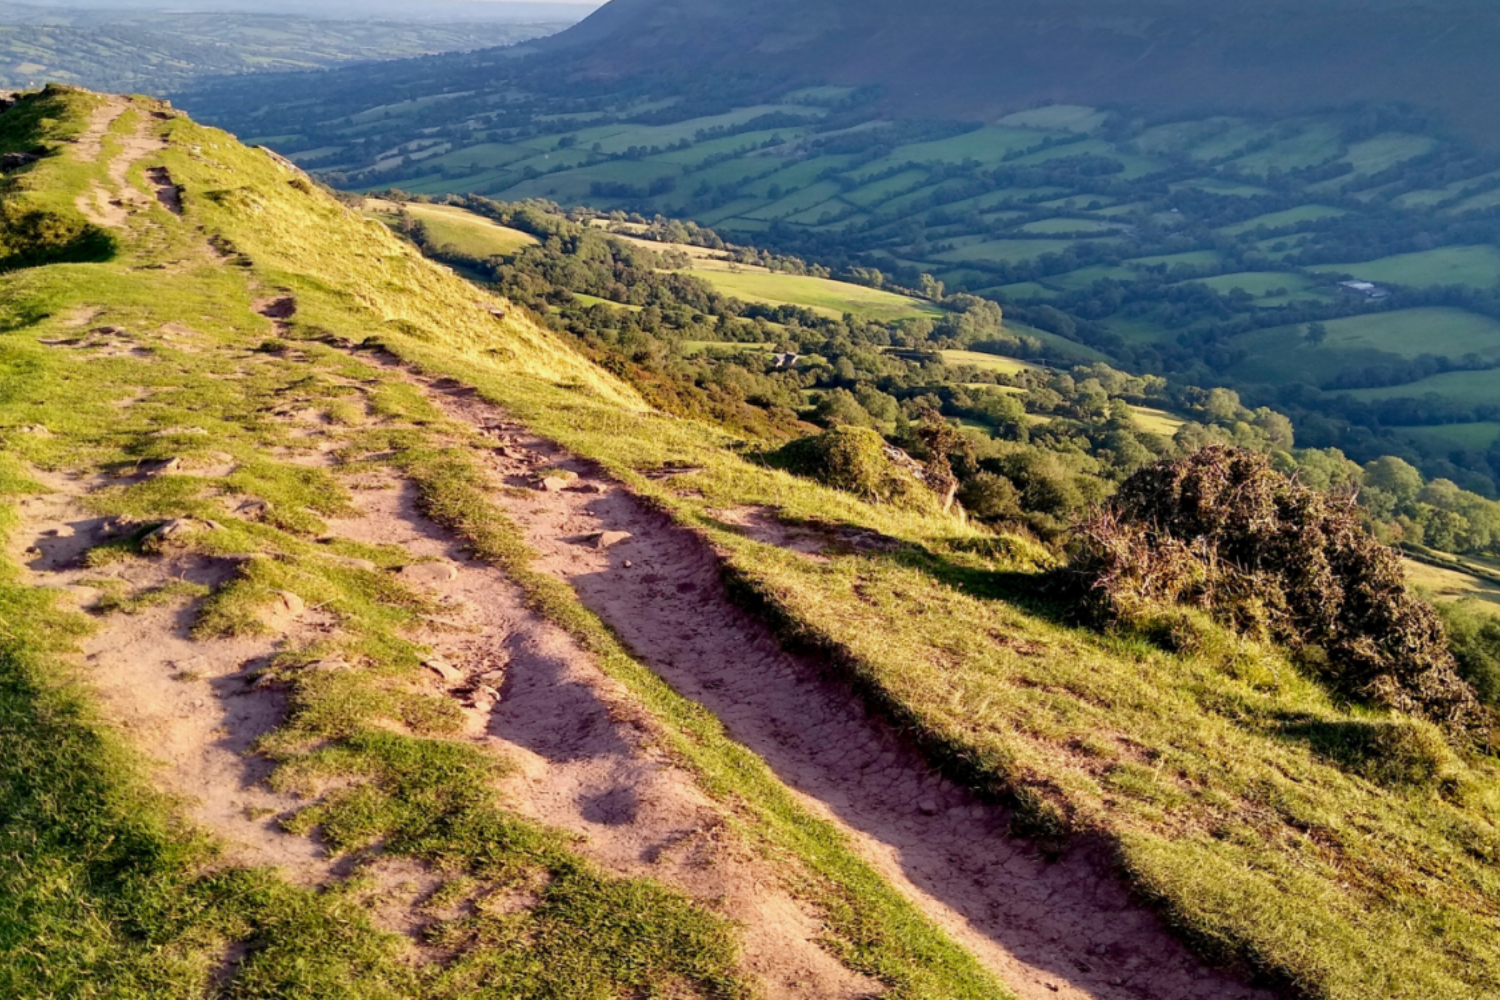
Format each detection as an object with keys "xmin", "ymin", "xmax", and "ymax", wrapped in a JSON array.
[
  {"xmin": 1342, "ymin": 133, "xmax": 1437, "ymax": 175},
  {"xmin": 997, "ymin": 105, "xmax": 1107, "ymax": 133},
  {"xmin": 1390, "ymin": 422, "xmax": 1500, "ymax": 450},
  {"xmin": 932, "ymin": 239, "xmax": 1077, "ymax": 264},
  {"xmin": 937, "ymin": 350, "xmax": 1038, "ymax": 374},
  {"xmin": 1232, "ymin": 308, "xmax": 1500, "ymax": 385},
  {"xmin": 398, "ymin": 202, "xmax": 538, "ymax": 259},
  {"xmin": 1309, "ymin": 245, "xmax": 1500, "ymax": 289},
  {"xmin": 1343, "ymin": 369, "xmax": 1500, "ymax": 406},
  {"xmin": 686, "ymin": 268, "xmax": 941, "ymax": 322},
  {"xmin": 1221, "ymin": 205, "xmax": 1346, "ymax": 236},
  {"xmin": 1129, "ymin": 405, "xmax": 1187, "ymax": 436}
]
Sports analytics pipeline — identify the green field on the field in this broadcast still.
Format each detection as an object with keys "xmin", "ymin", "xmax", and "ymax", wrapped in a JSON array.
[
  {"xmin": 1344, "ymin": 368, "xmax": 1500, "ymax": 406},
  {"xmin": 1179, "ymin": 271, "xmax": 1323, "ymax": 301},
  {"xmin": 1221, "ymin": 205, "xmax": 1346, "ymax": 236},
  {"xmin": 1343, "ymin": 133, "xmax": 1437, "ymax": 175},
  {"xmin": 1234, "ymin": 309, "xmax": 1500, "ymax": 386},
  {"xmin": 933, "ymin": 239, "xmax": 1077, "ymax": 264},
  {"xmin": 1130, "ymin": 405, "xmax": 1187, "ymax": 436},
  {"xmin": 938, "ymin": 349, "xmax": 1039, "ymax": 374},
  {"xmin": 400, "ymin": 202, "xmax": 538, "ymax": 259},
  {"xmin": 1310, "ymin": 245, "xmax": 1500, "ymax": 289},
  {"xmin": 1391, "ymin": 423, "xmax": 1500, "ymax": 450},
  {"xmin": 998, "ymin": 104, "xmax": 1108, "ymax": 132},
  {"xmin": 688, "ymin": 269, "xmax": 941, "ymax": 322}
]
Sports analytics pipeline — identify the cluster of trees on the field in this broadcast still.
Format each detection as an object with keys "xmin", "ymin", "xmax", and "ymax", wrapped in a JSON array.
[{"xmin": 394, "ymin": 194, "xmax": 1500, "ymax": 560}]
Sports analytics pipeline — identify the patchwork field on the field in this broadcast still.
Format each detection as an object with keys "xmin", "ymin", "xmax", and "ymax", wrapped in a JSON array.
[
  {"xmin": 1310, "ymin": 245, "xmax": 1500, "ymax": 289},
  {"xmin": 396, "ymin": 202, "xmax": 539, "ymax": 259}
]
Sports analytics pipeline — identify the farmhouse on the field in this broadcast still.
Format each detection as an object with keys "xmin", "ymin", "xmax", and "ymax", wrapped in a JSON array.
[{"xmin": 1339, "ymin": 279, "xmax": 1390, "ymax": 300}]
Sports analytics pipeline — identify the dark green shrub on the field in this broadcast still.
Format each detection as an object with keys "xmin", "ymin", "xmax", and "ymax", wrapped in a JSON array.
[
  {"xmin": 1073, "ymin": 446, "xmax": 1486, "ymax": 735},
  {"xmin": 768, "ymin": 425, "xmax": 937, "ymax": 511}
]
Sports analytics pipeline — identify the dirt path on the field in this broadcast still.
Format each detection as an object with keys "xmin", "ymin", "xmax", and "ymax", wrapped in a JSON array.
[
  {"xmin": 8, "ymin": 388, "xmax": 879, "ymax": 998},
  {"xmin": 72, "ymin": 98, "xmax": 173, "ymax": 229},
  {"xmin": 420, "ymin": 381, "xmax": 1278, "ymax": 1000},
  {"xmin": 11, "ymin": 471, "xmax": 336, "ymax": 885}
]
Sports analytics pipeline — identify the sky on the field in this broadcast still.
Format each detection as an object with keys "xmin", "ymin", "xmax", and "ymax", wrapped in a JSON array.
[{"xmin": 6, "ymin": 0, "xmax": 606, "ymax": 17}]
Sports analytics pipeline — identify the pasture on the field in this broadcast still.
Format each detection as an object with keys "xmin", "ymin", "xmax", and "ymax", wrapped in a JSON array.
[
  {"xmin": 687, "ymin": 269, "xmax": 941, "ymax": 322},
  {"xmin": 1130, "ymin": 405, "xmax": 1187, "ymax": 436},
  {"xmin": 1344, "ymin": 368, "xmax": 1500, "ymax": 407},
  {"xmin": 938, "ymin": 350, "xmax": 1038, "ymax": 374},
  {"xmin": 1312, "ymin": 245, "xmax": 1500, "ymax": 289},
  {"xmin": 1221, "ymin": 205, "xmax": 1346, "ymax": 236},
  {"xmin": 398, "ymin": 202, "xmax": 538, "ymax": 259}
]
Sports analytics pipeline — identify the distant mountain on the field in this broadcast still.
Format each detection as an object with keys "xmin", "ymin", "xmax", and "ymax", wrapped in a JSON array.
[
  {"xmin": 531, "ymin": 0, "xmax": 1500, "ymax": 144},
  {"xmin": 0, "ymin": 2, "xmax": 583, "ymax": 93}
]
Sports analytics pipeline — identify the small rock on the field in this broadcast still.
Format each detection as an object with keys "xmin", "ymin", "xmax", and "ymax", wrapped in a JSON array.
[
  {"xmin": 468, "ymin": 684, "xmax": 500, "ymax": 710},
  {"xmin": 17, "ymin": 424, "xmax": 50, "ymax": 436},
  {"xmin": 44, "ymin": 525, "xmax": 76, "ymax": 539},
  {"xmin": 336, "ymin": 556, "xmax": 379, "ymax": 572},
  {"xmin": 591, "ymin": 531, "xmax": 632, "ymax": 550},
  {"xmin": 623, "ymin": 560, "xmax": 633, "ymax": 569},
  {"xmin": 918, "ymin": 799, "xmax": 940, "ymax": 816},
  {"xmin": 477, "ymin": 669, "xmax": 507, "ymax": 686},
  {"xmin": 236, "ymin": 499, "xmax": 271, "ymax": 520},
  {"xmin": 572, "ymin": 482, "xmax": 606, "ymax": 494},
  {"xmin": 145, "ymin": 457, "xmax": 185, "ymax": 476},
  {"xmin": 270, "ymin": 590, "xmax": 305, "ymax": 618},
  {"xmin": 401, "ymin": 561, "xmax": 459, "ymax": 585},
  {"xmin": 305, "ymin": 658, "xmax": 348, "ymax": 673},
  {"xmin": 146, "ymin": 518, "xmax": 208, "ymax": 545},
  {"xmin": 424, "ymin": 657, "xmax": 465, "ymax": 683},
  {"xmin": 538, "ymin": 476, "xmax": 571, "ymax": 493}
]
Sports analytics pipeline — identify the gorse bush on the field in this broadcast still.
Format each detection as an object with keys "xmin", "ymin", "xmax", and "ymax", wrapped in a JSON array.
[
  {"xmin": 1073, "ymin": 446, "xmax": 1487, "ymax": 735},
  {"xmin": 768, "ymin": 425, "xmax": 938, "ymax": 511}
]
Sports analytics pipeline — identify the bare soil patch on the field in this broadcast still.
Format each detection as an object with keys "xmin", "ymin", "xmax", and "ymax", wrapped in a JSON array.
[
  {"xmin": 421, "ymin": 380, "xmax": 1278, "ymax": 1000},
  {"xmin": 10, "ymin": 474, "xmax": 335, "ymax": 884},
  {"xmin": 324, "ymin": 475, "xmax": 883, "ymax": 1000}
]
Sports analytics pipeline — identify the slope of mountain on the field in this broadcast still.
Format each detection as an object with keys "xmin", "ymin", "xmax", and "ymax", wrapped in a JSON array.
[
  {"xmin": 530, "ymin": 0, "xmax": 1500, "ymax": 144},
  {"xmin": 4, "ymin": 84, "xmax": 1500, "ymax": 1000},
  {"xmin": 0, "ymin": 1, "xmax": 577, "ymax": 92}
]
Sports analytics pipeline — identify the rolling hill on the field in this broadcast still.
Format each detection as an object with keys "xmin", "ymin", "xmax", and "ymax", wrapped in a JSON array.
[
  {"xmin": 7, "ymin": 82, "xmax": 1500, "ymax": 1000},
  {"xmin": 528, "ymin": 0, "xmax": 1500, "ymax": 144}
]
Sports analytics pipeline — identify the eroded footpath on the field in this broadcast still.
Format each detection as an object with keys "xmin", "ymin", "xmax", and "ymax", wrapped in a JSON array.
[{"xmin": 417, "ymin": 376, "xmax": 1276, "ymax": 1000}]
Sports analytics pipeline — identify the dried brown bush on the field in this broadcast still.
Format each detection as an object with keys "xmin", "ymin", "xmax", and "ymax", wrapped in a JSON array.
[{"xmin": 1073, "ymin": 446, "xmax": 1486, "ymax": 736}]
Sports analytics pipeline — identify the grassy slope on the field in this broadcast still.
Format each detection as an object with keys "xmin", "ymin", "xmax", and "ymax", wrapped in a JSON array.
[
  {"xmin": 0, "ymin": 89, "xmax": 1012, "ymax": 1000},
  {"xmin": 184, "ymin": 94, "xmax": 1500, "ymax": 1000},
  {"xmin": 400, "ymin": 202, "xmax": 540, "ymax": 259},
  {"xmin": 10, "ymin": 88, "xmax": 1500, "ymax": 1000}
]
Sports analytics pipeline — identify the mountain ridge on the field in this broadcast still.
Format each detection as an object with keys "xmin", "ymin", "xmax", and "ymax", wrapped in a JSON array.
[{"xmin": 530, "ymin": 0, "xmax": 1500, "ymax": 144}]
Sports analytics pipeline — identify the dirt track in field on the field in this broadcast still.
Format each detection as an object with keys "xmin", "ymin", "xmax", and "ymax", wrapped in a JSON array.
[{"xmin": 419, "ymin": 377, "xmax": 1277, "ymax": 1000}]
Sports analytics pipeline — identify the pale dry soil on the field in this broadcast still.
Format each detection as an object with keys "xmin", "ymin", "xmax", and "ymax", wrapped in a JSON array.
[
  {"xmin": 420, "ymin": 378, "xmax": 1278, "ymax": 1000},
  {"xmin": 8, "ymin": 406, "xmax": 877, "ymax": 1000}
]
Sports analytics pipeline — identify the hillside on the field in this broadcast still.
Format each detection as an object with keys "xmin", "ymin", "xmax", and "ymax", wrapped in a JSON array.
[
  {"xmin": 0, "ymin": 1, "xmax": 576, "ymax": 93},
  {"xmin": 173, "ymin": 0, "xmax": 1500, "ymax": 497},
  {"xmin": 529, "ymin": 0, "xmax": 1500, "ymax": 144},
  {"xmin": 5, "ymin": 84, "xmax": 1500, "ymax": 1000}
]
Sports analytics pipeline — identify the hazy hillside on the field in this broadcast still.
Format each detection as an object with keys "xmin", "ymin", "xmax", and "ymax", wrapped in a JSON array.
[
  {"xmin": 534, "ymin": 0, "xmax": 1500, "ymax": 145},
  {"xmin": 0, "ymin": 1, "xmax": 579, "ymax": 92}
]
